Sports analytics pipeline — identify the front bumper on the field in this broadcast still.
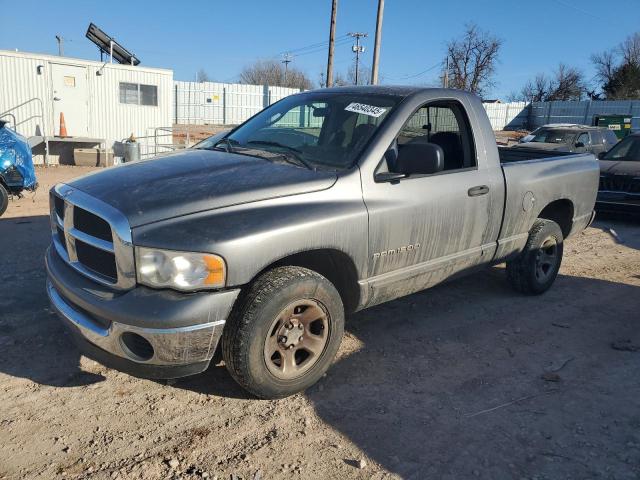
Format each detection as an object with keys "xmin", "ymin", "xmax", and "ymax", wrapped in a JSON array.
[{"xmin": 46, "ymin": 246, "xmax": 240, "ymax": 379}]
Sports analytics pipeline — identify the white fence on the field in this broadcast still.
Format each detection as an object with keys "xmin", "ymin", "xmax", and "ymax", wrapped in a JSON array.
[
  {"xmin": 174, "ymin": 81, "xmax": 301, "ymax": 125},
  {"xmin": 172, "ymin": 82, "xmax": 640, "ymax": 132},
  {"xmin": 483, "ymin": 102, "xmax": 529, "ymax": 130},
  {"xmin": 481, "ymin": 100, "xmax": 640, "ymax": 131}
]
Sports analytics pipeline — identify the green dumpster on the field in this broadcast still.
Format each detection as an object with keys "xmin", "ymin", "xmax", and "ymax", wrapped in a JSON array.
[{"xmin": 592, "ymin": 114, "xmax": 633, "ymax": 140}]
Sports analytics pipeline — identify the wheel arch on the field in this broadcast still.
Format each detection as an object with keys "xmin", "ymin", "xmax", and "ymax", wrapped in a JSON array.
[
  {"xmin": 249, "ymin": 248, "xmax": 361, "ymax": 314},
  {"xmin": 537, "ymin": 199, "xmax": 574, "ymax": 239}
]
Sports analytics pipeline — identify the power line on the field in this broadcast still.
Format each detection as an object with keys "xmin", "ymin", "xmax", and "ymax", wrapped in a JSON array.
[
  {"xmin": 290, "ymin": 37, "xmax": 352, "ymax": 58},
  {"xmin": 551, "ymin": 0, "xmax": 601, "ymax": 19},
  {"xmin": 278, "ymin": 34, "xmax": 349, "ymax": 56},
  {"xmin": 382, "ymin": 61, "xmax": 442, "ymax": 81}
]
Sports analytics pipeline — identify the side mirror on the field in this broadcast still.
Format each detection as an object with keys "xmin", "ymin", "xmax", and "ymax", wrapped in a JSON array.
[
  {"xmin": 598, "ymin": 151, "xmax": 606, "ymax": 160},
  {"xmin": 575, "ymin": 141, "xmax": 585, "ymax": 148},
  {"xmin": 396, "ymin": 142, "xmax": 445, "ymax": 176}
]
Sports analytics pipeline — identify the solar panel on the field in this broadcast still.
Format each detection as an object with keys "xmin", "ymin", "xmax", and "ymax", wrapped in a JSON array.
[{"xmin": 85, "ymin": 23, "xmax": 140, "ymax": 66}]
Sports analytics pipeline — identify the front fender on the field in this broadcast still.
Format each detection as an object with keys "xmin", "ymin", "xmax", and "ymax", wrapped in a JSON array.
[{"xmin": 132, "ymin": 173, "xmax": 368, "ymax": 287}]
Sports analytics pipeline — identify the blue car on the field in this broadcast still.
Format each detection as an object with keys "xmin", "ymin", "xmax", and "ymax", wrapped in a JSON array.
[{"xmin": 0, "ymin": 120, "xmax": 37, "ymax": 216}]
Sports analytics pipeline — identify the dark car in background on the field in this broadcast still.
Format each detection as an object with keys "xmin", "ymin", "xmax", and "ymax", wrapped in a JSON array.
[
  {"xmin": 597, "ymin": 133, "xmax": 640, "ymax": 215},
  {"xmin": 512, "ymin": 125, "xmax": 618, "ymax": 157}
]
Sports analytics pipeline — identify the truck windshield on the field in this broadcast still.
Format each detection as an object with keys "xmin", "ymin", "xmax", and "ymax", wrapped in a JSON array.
[
  {"xmin": 530, "ymin": 129, "xmax": 576, "ymax": 144},
  {"xmin": 218, "ymin": 92, "xmax": 401, "ymax": 170},
  {"xmin": 602, "ymin": 135, "xmax": 640, "ymax": 162}
]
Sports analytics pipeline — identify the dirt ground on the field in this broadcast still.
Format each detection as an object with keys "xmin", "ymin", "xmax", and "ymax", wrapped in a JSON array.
[{"xmin": 1, "ymin": 166, "xmax": 639, "ymax": 480}]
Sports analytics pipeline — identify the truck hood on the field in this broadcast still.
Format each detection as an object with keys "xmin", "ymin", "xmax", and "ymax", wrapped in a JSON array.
[
  {"xmin": 68, "ymin": 149, "xmax": 338, "ymax": 227},
  {"xmin": 511, "ymin": 142, "xmax": 571, "ymax": 152}
]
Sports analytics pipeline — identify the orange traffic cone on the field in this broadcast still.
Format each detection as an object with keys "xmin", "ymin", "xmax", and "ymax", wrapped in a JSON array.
[{"xmin": 58, "ymin": 112, "xmax": 68, "ymax": 137}]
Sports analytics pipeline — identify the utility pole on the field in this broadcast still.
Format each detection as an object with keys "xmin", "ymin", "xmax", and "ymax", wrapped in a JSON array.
[
  {"xmin": 349, "ymin": 32, "xmax": 367, "ymax": 85},
  {"xmin": 326, "ymin": 0, "xmax": 338, "ymax": 87},
  {"xmin": 55, "ymin": 35, "xmax": 64, "ymax": 56},
  {"xmin": 443, "ymin": 55, "xmax": 450, "ymax": 88},
  {"xmin": 370, "ymin": 0, "xmax": 384, "ymax": 85},
  {"xmin": 282, "ymin": 53, "xmax": 292, "ymax": 85}
]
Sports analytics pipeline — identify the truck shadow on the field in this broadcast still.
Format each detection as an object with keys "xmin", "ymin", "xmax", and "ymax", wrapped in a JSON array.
[{"xmin": 301, "ymin": 269, "xmax": 640, "ymax": 478}]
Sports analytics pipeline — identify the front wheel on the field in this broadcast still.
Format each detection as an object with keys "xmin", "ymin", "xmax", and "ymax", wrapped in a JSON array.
[
  {"xmin": 506, "ymin": 219, "xmax": 564, "ymax": 295},
  {"xmin": 222, "ymin": 266, "xmax": 344, "ymax": 399}
]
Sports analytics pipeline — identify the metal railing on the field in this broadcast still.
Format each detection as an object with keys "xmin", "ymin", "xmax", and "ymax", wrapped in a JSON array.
[
  {"xmin": 0, "ymin": 97, "xmax": 50, "ymax": 165},
  {"xmin": 117, "ymin": 125, "xmax": 196, "ymax": 160}
]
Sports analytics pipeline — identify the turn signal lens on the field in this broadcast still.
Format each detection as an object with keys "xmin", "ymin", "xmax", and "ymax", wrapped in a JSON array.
[{"xmin": 203, "ymin": 254, "xmax": 225, "ymax": 286}]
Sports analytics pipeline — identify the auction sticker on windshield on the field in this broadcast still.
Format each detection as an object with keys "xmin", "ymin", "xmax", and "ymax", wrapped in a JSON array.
[{"xmin": 345, "ymin": 103, "xmax": 387, "ymax": 118}]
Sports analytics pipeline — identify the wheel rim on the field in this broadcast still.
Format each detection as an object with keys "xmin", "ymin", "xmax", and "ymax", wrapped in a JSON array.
[
  {"xmin": 263, "ymin": 299, "xmax": 330, "ymax": 380},
  {"xmin": 534, "ymin": 236, "xmax": 558, "ymax": 282}
]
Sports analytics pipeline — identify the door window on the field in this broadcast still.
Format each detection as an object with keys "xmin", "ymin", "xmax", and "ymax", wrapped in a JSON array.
[
  {"xmin": 576, "ymin": 133, "xmax": 589, "ymax": 147},
  {"xmin": 391, "ymin": 101, "xmax": 476, "ymax": 173}
]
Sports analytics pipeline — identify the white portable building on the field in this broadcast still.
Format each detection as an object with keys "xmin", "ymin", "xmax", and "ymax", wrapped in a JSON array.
[{"xmin": 0, "ymin": 49, "xmax": 173, "ymax": 164}]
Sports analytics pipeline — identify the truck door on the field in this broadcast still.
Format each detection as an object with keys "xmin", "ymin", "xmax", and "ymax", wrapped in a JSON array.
[{"xmin": 362, "ymin": 100, "xmax": 504, "ymax": 306}]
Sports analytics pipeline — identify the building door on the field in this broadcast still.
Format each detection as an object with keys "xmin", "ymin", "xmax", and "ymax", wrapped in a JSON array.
[{"xmin": 51, "ymin": 64, "xmax": 89, "ymax": 136}]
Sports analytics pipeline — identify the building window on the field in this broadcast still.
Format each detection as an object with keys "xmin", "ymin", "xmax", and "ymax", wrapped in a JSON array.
[{"xmin": 119, "ymin": 82, "xmax": 158, "ymax": 106}]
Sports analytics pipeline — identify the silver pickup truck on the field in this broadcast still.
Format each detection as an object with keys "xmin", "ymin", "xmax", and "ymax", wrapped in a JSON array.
[{"xmin": 46, "ymin": 87, "xmax": 598, "ymax": 398}]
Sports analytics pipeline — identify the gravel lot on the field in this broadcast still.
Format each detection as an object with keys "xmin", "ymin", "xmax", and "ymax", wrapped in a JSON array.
[{"xmin": 1, "ymin": 166, "xmax": 639, "ymax": 480}]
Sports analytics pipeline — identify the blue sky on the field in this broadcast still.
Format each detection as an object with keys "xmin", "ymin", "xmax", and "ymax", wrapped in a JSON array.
[{"xmin": 1, "ymin": 0, "xmax": 639, "ymax": 98}]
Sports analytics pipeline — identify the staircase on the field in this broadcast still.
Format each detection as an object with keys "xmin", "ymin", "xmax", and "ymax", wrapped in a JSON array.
[{"xmin": 0, "ymin": 98, "xmax": 50, "ymax": 166}]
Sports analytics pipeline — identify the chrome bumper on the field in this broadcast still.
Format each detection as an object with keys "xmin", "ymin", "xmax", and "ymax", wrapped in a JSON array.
[{"xmin": 47, "ymin": 280, "xmax": 225, "ymax": 366}]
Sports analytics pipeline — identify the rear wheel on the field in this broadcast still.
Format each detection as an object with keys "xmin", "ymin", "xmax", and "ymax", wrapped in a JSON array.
[
  {"xmin": 506, "ymin": 219, "xmax": 564, "ymax": 295},
  {"xmin": 222, "ymin": 266, "xmax": 344, "ymax": 399},
  {"xmin": 0, "ymin": 184, "xmax": 8, "ymax": 217}
]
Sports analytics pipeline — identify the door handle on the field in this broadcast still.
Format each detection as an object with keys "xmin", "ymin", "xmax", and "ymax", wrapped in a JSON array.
[{"xmin": 468, "ymin": 185, "xmax": 489, "ymax": 197}]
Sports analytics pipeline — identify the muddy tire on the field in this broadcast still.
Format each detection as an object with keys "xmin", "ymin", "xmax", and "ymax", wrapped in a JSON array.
[
  {"xmin": 506, "ymin": 219, "xmax": 564, "ymax": 295},
  {"xmin": 0, "ymin": 184, "xmax": 8, "ymax": 217},
  {"xmin": 222, "ymin": 266, "xmax": 344, "ymax": 399}
]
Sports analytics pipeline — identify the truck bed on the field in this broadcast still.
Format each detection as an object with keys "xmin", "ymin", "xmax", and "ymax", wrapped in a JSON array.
[{"xmin": 498, "ymin": 146, "xmax": 573, "ymax": 163}]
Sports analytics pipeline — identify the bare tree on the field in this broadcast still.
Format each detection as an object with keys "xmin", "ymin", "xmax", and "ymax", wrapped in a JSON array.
[
  {"xmin": 446, "ymin": 24, "xmax": 502, "ymax": 96},
  {"xmin": 196, "ymin": 69, "xmax": 211, "ymax": 83},
  {"xmin": 546, "ymin": 64, "xmax": 585, "ymax": 101},
  {"xmin": 332, "ymin": 72, "xmax": 349, "ymax": 86},
  {"xmin": 240, "ymin": 59, "xmax": 312, "ymax": 90},
  {"xmin": 347, "ymin": 64, "xmax": 371, "ymax": 86},
  {"xmin": 520, "ymin": 74, "xmax": 550, "ymax": 102},
  {"xmin": 515, "ymin": 64, "xmax": 585, "ymax": 102},
  {"xmin": 620, "ymin": 32, "xmax": 640, "ymax": 65},
  {"xmin": 592, "ymin": 32, "xmax": 640, "ymax": 99},
  {"xmin": 592, "ymin": 50, "xmax": 616, "ymax": 86}
]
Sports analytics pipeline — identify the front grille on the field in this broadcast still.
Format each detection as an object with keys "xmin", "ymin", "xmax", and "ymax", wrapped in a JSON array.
[
  {"xmin": 600, "ymin": 175, "xmax": 640, "ymax": 194},
  {"xmin": 54, "ymin": 195, "xmax": 65, "ymax": 221},
  {"xmin": 76, "ymin": 239, "xmax": 118, "ymax": 281},
  {"xmin": 56, "ymin": 226, "xmax": 67, "ymax": 252},
  {"xmin": 49, "ymin": 185, "xmax": 135, "ymax": 290},
  {"xmin": 74, "ymin": 207, "xmax": 112, "ymax": 242}
]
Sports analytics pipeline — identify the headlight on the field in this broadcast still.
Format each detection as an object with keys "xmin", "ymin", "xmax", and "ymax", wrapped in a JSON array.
[{"xmin": 135, "ymin": 247, "xmax": 226, "ymax": 291}]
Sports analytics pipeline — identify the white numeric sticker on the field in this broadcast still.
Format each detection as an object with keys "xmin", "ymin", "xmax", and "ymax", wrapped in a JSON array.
[{"xmin": 344, "ymin": 102, "xmax": 387, "ymax": 118}]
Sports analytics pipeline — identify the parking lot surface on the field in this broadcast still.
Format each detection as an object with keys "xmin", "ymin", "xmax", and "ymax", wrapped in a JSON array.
[{"xmin": 1, "ymin": 166, "xmax": 639, "ymax": 480}]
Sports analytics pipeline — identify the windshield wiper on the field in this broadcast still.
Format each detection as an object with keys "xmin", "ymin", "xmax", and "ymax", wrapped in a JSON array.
[
  {"xmin": 247, "ymin": 140, "xmax": 314, "ymax": 170},
  {"xmin": 215, "ymin": 137, "xmax": 235, "ymax": 153}
]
